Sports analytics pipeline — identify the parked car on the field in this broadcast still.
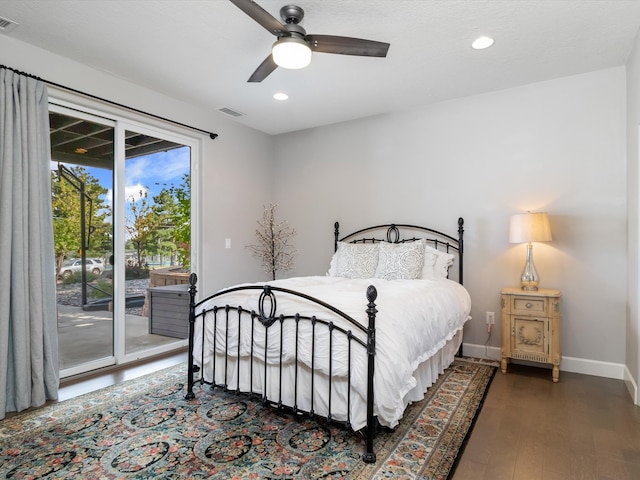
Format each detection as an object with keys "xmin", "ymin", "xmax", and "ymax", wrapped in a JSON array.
[{"xmin": 58, "ymin": 258, "xmax": 105, "ymax": 279}]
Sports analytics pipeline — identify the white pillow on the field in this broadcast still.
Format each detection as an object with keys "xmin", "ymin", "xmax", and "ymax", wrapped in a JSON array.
[
  {"xmin": 422, "ymin": 245, "xmax": 455, "ymax": 279},
  {"xmin": 374, "ymin": 241, "xmax": 425, "ymax": 280},
  {"xmin": 327, "ymin": 249, "xmax": 339, "ymax": 276},
  {"xmin": 420, "ymin": 248, "xmax": 439, "ymax": 279},
  {"xmin": 328, "ymin": 242, "xmax": 380, "ymax": 279}
]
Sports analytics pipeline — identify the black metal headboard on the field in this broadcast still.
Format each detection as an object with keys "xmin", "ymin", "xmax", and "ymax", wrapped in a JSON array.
[{"xmin": 333, "ymin": 218, "xmax": 464, "ymax": 284}]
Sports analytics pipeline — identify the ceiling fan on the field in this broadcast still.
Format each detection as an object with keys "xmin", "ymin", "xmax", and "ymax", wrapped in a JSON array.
[{"xmin": 230, "ymin": 0, "xmax": 390, "ymax": 82}]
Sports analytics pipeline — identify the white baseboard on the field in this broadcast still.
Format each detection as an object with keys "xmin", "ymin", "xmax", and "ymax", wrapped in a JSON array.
[
  {"xmin": 560, "ymin": 355, "xmax": 627, "ymax": 379},
  {"xmin": 462, "ymin": 342, "xmax": 626, "ymax": 380},
  {"xmin": 624, "ymin": 365, "xmax": 639, "ymax": 405},
  {"xmin": 462, "ymin": 343, "xmax": 502, "ymax": 363}
]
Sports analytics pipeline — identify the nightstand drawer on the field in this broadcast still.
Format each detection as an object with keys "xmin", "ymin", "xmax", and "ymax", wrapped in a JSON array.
[{"xmin": 510, "ymin": 295, "xmax": 548, "ymax": 316}]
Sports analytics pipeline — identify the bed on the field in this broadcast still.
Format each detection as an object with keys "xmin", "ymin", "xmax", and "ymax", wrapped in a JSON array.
[{"xmin": 185, "ymin": 218, "xmax": 469, "ymax": 462}]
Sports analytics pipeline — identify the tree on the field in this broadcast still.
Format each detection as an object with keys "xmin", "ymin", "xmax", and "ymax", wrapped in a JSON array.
[
  {"xmin": 125, "ymin": 189, "xmax": 161, "ymax": 267},
  {"xmin": 247, "ymin": 204, "xmax": 296, "ymax": 280},
  {"xmin": 51, "ymin": 164, "xmax": 191, "ymax": 274},
  {"xmin": 155, "ymin": 174, "xmax": 190, "ymax": 269},
  {"xmin": 51, "ymin": 165, "xmax": 111, "ymax": 274}
]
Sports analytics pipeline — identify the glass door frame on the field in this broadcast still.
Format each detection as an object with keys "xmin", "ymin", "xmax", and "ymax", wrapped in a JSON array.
[
  {"xmin": 115, "ymin": 121, "xmax": 200, "ymax": 364},
  {"xmin": 51, "ymin": 98, "xmax": 202, "ymax": 376},
  {"xmin": 50, "ymin": 103, "xmax": 117, "ymax": 377}
]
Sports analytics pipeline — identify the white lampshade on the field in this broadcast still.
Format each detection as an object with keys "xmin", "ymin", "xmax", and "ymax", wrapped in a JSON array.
[
  {"xmin": 509, "ymin": 212, "xmax": 552, "ymax": 291},
  {"xmin": 509, "ymin": 212, "xmax": 552, "ymax": 244},
  {"xmin": 272, "ymin": 37, "xmax": 312, "ymax": 70}
]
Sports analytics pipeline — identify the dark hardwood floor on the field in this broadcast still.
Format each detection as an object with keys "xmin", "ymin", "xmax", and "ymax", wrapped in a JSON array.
[
  {"xmin": 453, "ymin": 363, "xmax": 640, "ymax": 480},
  {"xmin": 55, "ymin": 355, "xmax": 640, "ymax": 479}
]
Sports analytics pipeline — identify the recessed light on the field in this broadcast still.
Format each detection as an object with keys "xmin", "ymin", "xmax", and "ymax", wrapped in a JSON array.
[
  {"xmin": 472, "ymin": 36, "xmax": 494, "ymax": 50},
  {"xmin": 273, "ymin": 92, "xmax": 289, "ymax": 101}
]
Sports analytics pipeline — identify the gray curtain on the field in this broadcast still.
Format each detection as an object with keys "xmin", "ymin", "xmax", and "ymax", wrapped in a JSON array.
[{"xmin": 0, "ymin": 68, "xmax": 59, "ymax": 419}]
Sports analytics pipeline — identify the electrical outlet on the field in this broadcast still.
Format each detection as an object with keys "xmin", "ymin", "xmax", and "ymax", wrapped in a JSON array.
[{"xmin": 486, "ymin": 312, "xmax": 495, "ymax": 324}]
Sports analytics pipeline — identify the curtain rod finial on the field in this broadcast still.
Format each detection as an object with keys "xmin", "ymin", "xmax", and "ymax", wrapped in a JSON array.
[{"xmin": 210, "ymin": 133, "xmax": 218, "ymax": 140}]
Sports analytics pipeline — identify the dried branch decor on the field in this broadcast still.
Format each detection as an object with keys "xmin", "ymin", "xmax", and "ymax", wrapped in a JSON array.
[{"xmin": 247, "ymin": 204, "xmax": 296, "ymax": 280}]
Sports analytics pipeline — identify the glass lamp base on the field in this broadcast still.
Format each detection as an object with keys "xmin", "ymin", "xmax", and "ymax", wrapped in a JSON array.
[{"xmin": 520, "ymin": 243, "xmax": 539, "ymax": 291}]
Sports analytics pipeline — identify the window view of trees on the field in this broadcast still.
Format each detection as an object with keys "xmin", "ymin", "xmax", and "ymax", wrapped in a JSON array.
[
  {"xmin": 155, "ymin": 175, "xmax": 191, "ymax": 270},
  {"xmin": 52, "ymin": 165, "xmax": 191, "ymax": 281},
  {"xmin": 125, "ymin": 174, "xmax": 191, "ymax": 270},
  {"xmin": 52, "ymin": 165, "xmax": 112, "ymax": 277}
]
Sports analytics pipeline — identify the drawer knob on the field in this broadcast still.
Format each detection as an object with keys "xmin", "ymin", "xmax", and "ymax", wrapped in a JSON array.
[{"xmin": 526, "ymin": 303, "xmax": 532, "ymax": 309}]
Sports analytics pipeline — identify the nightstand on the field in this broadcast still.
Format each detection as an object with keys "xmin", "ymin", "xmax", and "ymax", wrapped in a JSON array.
[{"xmin": 500, "ymin": 287, "xmax": 562, "ymax": 382}]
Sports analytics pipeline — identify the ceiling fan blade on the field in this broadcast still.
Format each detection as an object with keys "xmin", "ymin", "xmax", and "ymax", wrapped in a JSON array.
[
  {"xmin": 307, "ymin": 35, "xmax": 390, "ymax": 57},
  {"xmin": 248, "ymin": 54, "xmax": 278, "ymax": 82},
  {"xmin": 229, "ymin": 0, "xmax": 288, "ymax": 36}
]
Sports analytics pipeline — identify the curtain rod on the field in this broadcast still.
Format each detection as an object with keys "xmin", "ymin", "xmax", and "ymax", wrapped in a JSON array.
[{"xmin": 1, "ymin": 64, "xmax": 219, "ymax": 140}]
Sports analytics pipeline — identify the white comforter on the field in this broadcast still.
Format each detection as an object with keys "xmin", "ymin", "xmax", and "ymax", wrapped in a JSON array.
[{"xmin": 194, "ymin": 276, "xmax": 471, "ymax": 428}]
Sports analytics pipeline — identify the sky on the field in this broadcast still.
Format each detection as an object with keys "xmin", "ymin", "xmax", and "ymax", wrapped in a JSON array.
[
  {"xmin": 116, "ymin": 146, "xmax": 190, "ymax": 206},
  {"xmin": 52, "ymin": 146, "xmax": 191, "ymax": 222}
]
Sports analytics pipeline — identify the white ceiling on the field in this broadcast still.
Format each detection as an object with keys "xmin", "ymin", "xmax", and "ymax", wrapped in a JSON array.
[{"xmin": 1, "ymin": 0, "xmax": 640, "ymax": 135}]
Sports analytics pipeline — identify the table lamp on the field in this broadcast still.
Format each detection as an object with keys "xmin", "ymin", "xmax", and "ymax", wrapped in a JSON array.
[{"xmin": 509, "ymin": 212, "xmax": 552, "ymax": 291}]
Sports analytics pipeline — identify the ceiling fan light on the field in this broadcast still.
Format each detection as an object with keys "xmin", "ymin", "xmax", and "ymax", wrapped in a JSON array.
[{"xmin": 272, "ymin": 36, "xmax": 311, "ymax": 69}]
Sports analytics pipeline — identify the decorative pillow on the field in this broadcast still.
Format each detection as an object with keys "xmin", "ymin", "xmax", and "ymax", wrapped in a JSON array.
[
  {"xmin": 374, "ymin": 240, "xmax": 425, "ymax": 280},
  {"xmin": 329, "ymin": 242, "xmax": 380, "ymax": 279},
  {"xmin": 422, "ymin": 245, "xmax": 455, "ymax": 279}
]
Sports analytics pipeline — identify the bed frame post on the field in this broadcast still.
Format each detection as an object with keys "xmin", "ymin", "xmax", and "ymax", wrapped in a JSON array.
[
  {"xmin": 457, "ymin": 217, "xmax": 465, "ymax": 358},
  {"xmin": 363, "ymin": 285, "xmax": 378, "ymax": 463},
  {"xmin": 457, "ymin": 217, "xmax": 464, "ymax": 285},
  {"xmin": 334, "ymin": 221, "xmax": 340, "ymax": 252},
  {"xmin": 185, "ymin": 273, "xmax": 198, "ymax": 400}
]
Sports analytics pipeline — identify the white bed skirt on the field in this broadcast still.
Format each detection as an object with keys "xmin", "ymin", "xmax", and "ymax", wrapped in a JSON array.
[{"xmin": 195, "ymin": 328, "xmax": 463, "ymax": 431}]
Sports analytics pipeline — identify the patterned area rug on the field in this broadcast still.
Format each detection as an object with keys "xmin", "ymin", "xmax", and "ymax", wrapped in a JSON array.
[{"xmin": 0, "ymin": 359, "xmax": 495, "ymax": 479}]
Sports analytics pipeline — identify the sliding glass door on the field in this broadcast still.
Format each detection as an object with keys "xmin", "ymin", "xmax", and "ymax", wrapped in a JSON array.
[
  {"xmin": 50, "ymin": 107, "xmax": 116, "ymax": 374},
  {"xmin": 50, "ymin": 103, "xmax": 197, "ymax": 377},
  {"xmin": 121, "ymin": 128, "xmax": 191, "ymax": 356}
]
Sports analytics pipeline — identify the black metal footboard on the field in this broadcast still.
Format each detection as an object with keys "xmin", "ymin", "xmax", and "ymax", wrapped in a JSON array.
[{"xmin": 184, "ymin": 272, "xmax": 379, "ymax": 463}]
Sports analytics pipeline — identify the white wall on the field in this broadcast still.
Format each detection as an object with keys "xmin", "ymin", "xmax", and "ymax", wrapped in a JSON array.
[
  {"xmin": 0, "ymin": 35, "xmax": 273, "ymax": 295},
  {"xmin": 626, "ymin": 31, "xmax": 640, "ymax": 403},
  {"xmin": 2, "ymin": 34, "xmax": 631, "ymax": 379},
  {"xmin": 273, "ymin": 67, "xmax": 628, "ymax": 373}
]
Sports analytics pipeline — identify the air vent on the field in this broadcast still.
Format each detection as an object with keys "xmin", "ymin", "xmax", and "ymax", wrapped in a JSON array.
[
  {"xmin": 0, "ymin": 16, "xmax": 19, "ymax": 33},
  {"xmin": 217, "ymin": 107, "xmax": 246, "ymax": 118}
]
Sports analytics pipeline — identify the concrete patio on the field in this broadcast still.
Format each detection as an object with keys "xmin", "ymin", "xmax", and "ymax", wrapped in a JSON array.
[{"xmin": 57, "ymin": 304, "xmax": 185, "ymax": 370}]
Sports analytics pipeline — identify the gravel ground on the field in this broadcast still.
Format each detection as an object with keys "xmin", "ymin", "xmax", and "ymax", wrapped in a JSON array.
[{"xmin": 56, "ymin": 278, "xmax": 150, "ymax": 316}]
